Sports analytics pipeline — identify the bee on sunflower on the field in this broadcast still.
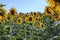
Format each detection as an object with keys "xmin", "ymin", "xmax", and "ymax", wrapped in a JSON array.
[
  {"xmin": 44, "ymin": 6, "xmax": 55, "ymax": 16},
  {"xmin": 9, "ymin": 7, "xmax": 17, "ymax": 16},
  {"xmin": 16, "ymin": 17, "xmax": 23, "ymax": 25},
  {"xmin": 39, "ymin": 22, "xmax": 45, "ymax": 30},
  {"xmin": 25, "ymin": 15, "xmax": 35, "ymax": 23}
]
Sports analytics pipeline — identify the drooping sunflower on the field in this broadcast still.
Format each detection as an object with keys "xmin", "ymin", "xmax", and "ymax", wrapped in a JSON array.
[
  {"xmin": 25, "ymin": 15, "xmax": 35, "ymax": 23},
  {"xmin": 9, "ymin": 7, "xmax": 17, "ymax": 16},
  {"xmin": 39, "ymin": 22, "xmax": 45, "ymax": 30},
  {"xmin": 16, "ymin": 17, "xmax": 23, "ymax": 25},
  {"xmin": 44, "ymin": 6, "xmax": 54, "ymax": 16}
]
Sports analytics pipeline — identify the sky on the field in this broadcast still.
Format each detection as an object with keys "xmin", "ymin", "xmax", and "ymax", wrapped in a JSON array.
[{"xmin": 0, "ymin": 0, "xmax": 48, "ymax": 13}]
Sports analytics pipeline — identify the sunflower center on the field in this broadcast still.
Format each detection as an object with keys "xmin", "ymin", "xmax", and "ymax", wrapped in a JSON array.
[
  {"xmin": 41, "ymin": 25, "xmax": 43, "ymax": 28},
  {"xmin": 18, "ymin": 19, "xmax": 20, "ymax": 23},
  {"xmin": 47, "ymin": 8, "xmax": 51, "ymax": 14},
  {"xmin": 29, "ymin": 17, "xmax": 32, "ymax": 21},
  {"xmin": 11, "ymin": 10, "xmax": 14, "ymax": 15},
  {"xmin": 34, "ymin": 12, "xmax": 36, "ymax": 15}
]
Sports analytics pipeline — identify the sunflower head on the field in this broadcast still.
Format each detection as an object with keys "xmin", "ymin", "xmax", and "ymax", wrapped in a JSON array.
[
  {"xmin": 25, "ymin": 15, "xmax": 35, "ymax": 23},
  {"xmin": 46, "ymin": 0, "xmax": 60, "ymax": 7},
  {"xmin": 55, "ymin": 5, "xmax": 60, "ymax": 13},
  {"xmin": 16, "ymin": 17, "xmax": 23, "ymax": 25},
  {"xmin": 9, "ymin": 7, "xmax": 17, "ymax": 16},
  {"xmin": 39, "ymin": 22, "xmax": 45, "ymax": 30},
  {"xmin": 30, "ymin": 12, "xmax": 37, "ymax": 16},
  {"xmin": 36, "ymin": 16, "xmax": 41, "ymax": 21},
  {"xmin": 0, "ymin": 7, "xmax": 7, "ymax": 17},
  {"xmin": 44, "ymin": 6, "xmax": 54, "ymax": 16},
  {"xmin": 46, "ymin": 0, "xmax": 55, "ymax": 8},
  {"xmin": 25, "ymin": 13, "xmax": 29, "ymax": 17},
  {"xmin": 6, "ymin": 16, "xmax": 11, "ymax": 21}
]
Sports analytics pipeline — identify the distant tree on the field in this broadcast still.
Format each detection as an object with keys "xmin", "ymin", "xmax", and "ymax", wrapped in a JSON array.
[{"xmin": 0, "ymin": 4, "xmax": 6, "ymax": 8}]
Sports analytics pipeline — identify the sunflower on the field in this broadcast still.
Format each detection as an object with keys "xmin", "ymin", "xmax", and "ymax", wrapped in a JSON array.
[
  {"xmin": 6, "ymin": 16, "xmax": 12, "ymax": 21},
  {"xmin": 25, "ymin": 13, "xmax": 29, "ymax": 17},
  {"xmin": 44, "ymin": 6, "xmax": 54, "ymax": 16},
  {"xmin": 16, "ymin": 17, "xmax": 23, "ymax": 24},
  {"xmin": 0, "ymin": 7, "xmax": 7, "ymax": 17},
  {"xmin": 46, "ymin": 0, "xmax": 56, "ymax": 8},
  {"xmin": 25, "ymin": 15, "xmax": 35, "ymax": 23},
  {"xmin": 55, "ymin": 5, "xmax": 60, "ymax": 13},
  {"xmin": 36, "ymin": 16, "xmax": 41, "ymax": 21},
  {"xmin": 30, "ymin": 12, "xmax": 33, "ymax": 15},
  {"xmin": 0, "ymin": 7, "xmax": 7, "ymax": 21},
  {"xmin": 46, "ymin": 0, "xmax": 60, "ymax": 7},
  {"xmin": 30, "ymin": 12, "xmax": 37, "ymax": 16},
  {"xmin": 9, "ymin": 7, "xmax": 17, "ymax": 16},
  {"xmin": 39, "ymin": 22, "xmax": 45, "ymax": 30}
]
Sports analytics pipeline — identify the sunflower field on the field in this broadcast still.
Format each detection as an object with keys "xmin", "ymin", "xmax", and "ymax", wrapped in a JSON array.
[{"xmin": 0, "ymin": 0, "xmax": 60, "ymax": 40}]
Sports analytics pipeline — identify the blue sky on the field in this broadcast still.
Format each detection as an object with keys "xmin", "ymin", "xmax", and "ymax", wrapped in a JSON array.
[{"xmin": 0, "ymin": 0, "xmax": 48, "ymax": 13}]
